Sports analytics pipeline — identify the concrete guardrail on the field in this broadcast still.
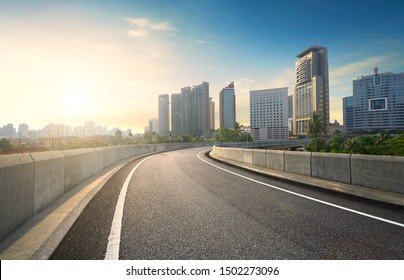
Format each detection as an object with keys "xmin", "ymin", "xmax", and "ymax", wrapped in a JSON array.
[
  {"xmin": 0, "ymin": 143, "xmax": 210, "ymax": 241},
  {"xmin": 212, "ymin": 146, "xmax": 404, "ymax": 196}
]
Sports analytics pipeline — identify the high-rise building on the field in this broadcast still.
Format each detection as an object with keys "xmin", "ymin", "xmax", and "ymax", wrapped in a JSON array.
[
  {"xmin": 191, "ymin": 82, "xmax": 210, "ymax": 137},
  {"xmin": 292, "ymin": 46, "xmax": 329, "ymax": 135},
  {"xmin": 18, "ymin": 123, "xmax": 29, "ymax": 138},
  {"xmin": 148, "ymin": 118, "xmax": 158, "ymax": 133},
  {"xmin": 180, "ymin": 86, "xmax": 192, "ymax": 136},
  {"xmin": 171, "ymin": 93, "xmax": 182, "ymax": 137},
  {"xmin": 209, "ymin": 97, "xmax": 215, "ymax": 132},
  {"xmin": 343, "ymin": 68, "xmax": 404, "ymax": 132},
  {"xmin": 250, "ymin": 87, "xmax": 289, "ymax": 140},
  {"xmin": 158, "ymin": 94, "xmax": 170, "ymax": 136},
  {"xmin": 219, "ymin": 82, "xmax": 236, "ymax": 128}
]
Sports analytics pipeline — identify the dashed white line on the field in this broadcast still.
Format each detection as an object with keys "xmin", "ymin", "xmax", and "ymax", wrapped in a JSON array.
[
  {"xmin": 197, "ymin": 150, "xmax": 404, "ymax": 229},
  {"xmin": 105, "ymin": 155, "xmax": 154, "ymax": 260}
]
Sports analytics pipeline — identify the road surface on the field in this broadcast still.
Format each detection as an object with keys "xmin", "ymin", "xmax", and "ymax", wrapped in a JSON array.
[{"xmin": 51, "ymin": 147, "xmax": 404, "ymax": 259}]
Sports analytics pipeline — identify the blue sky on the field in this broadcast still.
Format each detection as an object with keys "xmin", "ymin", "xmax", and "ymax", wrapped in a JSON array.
[{"xmin": 1, "ymin": 0, "xmax": 403, "ymax": 132}]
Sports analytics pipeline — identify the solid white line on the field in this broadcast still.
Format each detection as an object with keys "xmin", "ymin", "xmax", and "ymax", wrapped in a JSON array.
[
  {"xmin": 104, "ymin": 155, "xmax": 154, "ymax": 260},
  {"xmin": 197, "ymin": 150, "xmax": 404, "ymax": 229}
]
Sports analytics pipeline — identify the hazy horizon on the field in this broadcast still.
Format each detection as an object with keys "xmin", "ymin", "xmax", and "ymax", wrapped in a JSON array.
[{"xmin": 1, "ymin": 0, "xmax": 403, "ymax": 133}]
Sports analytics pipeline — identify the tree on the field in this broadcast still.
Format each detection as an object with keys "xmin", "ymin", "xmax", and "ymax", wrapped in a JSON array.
[
  {"xmin": 306, "ymin": 111, "xmax": 325, "ymax": 152},
  {"xmin": 232, "ymin": 122, "xmax": 243, "ymax": 140},
  {"xmin": 0, "ymin": 138, "xmax": 13, "ymax": 150}
]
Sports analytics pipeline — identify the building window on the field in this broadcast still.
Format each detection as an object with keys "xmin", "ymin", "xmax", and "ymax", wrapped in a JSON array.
[{"xmin": 369, "ymin": 98, "xmax": 387, "ymax": 111}]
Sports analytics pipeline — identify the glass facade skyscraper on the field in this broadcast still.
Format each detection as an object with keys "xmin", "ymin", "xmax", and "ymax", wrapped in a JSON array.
[
  {"xmin": 158, "ymin": 94, "xmax": 170, "ymax": 136},
  {"xmin": 292, "ymin": 46, "xmax": 329, "ymax": 135}
]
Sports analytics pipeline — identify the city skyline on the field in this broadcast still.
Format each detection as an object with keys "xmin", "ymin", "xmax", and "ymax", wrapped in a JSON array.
[{"xmin": 1, "ymin": 0, "xmax": 403, "ymax": 133}]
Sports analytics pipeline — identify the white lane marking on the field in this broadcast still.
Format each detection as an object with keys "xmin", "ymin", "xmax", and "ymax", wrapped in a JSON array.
[
  {"xmin": 105, "ymin": 155, "xmax": 154, "ymax": 260},
  {"xmin": 197, "ymin": 150, "xmax": 404, "ymax": 229}
]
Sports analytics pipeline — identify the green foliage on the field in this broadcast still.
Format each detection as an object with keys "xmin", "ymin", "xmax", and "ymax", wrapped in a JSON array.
[
  {"xmin": 306, "ymin": 111, "xmax": 325, "ymax": 151},
  {"xmin": 0, "ymin": 138, "xmax": 13, "ymax": 150},
  {"xmin": 216, "ymin": 123, "xmax": 252, "ymax": 142},
  {"xmin": 306, "ymin": 138, "xmax": 329, "ymax": 152},
  {"xmin": 310, "ymin": 132, "xmax": 404, "ymax": 156}
]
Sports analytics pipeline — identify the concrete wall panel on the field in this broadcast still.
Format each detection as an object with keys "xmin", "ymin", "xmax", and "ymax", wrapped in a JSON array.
[
  {"xmin": 252, "ymin": 149, "xmax": 266, "ymax": 167},
  {"xmin": 31, "ymin": 151, "xmax": 65, "ymax": 214},
  {"xmin": 311, "ymin": 152, "xmax": 351, "ymax": 184},
  {"xmin": 266, "ymin": 150, "xmax": 285, "ymax": 172},
  {"xmin": 351, "ymin": 154, "xmax": 404, "ymax": 194},
  {"xmin": 284, "ymin": 151, "xmax": 311, "ymax": 176},
  {"xmin": 242, "ymin": 149, "xmax": 253, "ymax": 165},
  {"xmin": 0, "ymin": 154, "xmax": 34, "ymax": 241}
]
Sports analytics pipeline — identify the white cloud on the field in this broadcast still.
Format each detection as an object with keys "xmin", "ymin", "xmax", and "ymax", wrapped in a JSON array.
[{"xmin": 126, "ymin": 17, "xmax": 172, "ymax": 38}]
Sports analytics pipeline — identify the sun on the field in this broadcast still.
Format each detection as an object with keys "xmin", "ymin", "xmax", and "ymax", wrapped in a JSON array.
[{"xmin": 62, "ymin": 88, "xmax": 88, "ymax": 117}]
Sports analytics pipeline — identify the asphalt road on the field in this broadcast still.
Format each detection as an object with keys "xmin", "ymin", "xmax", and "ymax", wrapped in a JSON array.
[{"xmin": 51, "ymin": 147, "xmax": 404, "ymax": 260}]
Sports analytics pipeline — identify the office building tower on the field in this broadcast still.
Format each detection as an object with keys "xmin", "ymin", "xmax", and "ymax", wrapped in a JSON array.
[
  {"xmin": 180, "ymin": 86, "xmax": 192, "ymax": 136},
  {"xmin": 171, "ymin": 93, "xmax": 182, "ymax": 137},
  {"xmin": 250, "ymin": 87, "xmax": 289, "ymax": 140},
  {"xmin": 158, "ymin": 94, "xmax": 170, "ymax": 136},
  {"xmin": 219, "ymin": 82, "xmax": 236, "ymax": 128},
  {"xmin": 343, "ymin": 68, "xmax": 404, "ymax": 132},
  {"xmin": 18, "ymin": 123, "xmax": 29, "ymax": 138},
  {"xmin": 191, "ymin": 82, "xmax": 210, "ymax": 137},
  {"xmin": 293, "ymin": 46, "xmax": 329, "ymax": 135},
  {"xmin": 209, "ymin": 97, "xmax": 215, "ymax": 132},
  {"xmin": 148, "ymin": 118, "xmax": 158, "ymax": 133}
]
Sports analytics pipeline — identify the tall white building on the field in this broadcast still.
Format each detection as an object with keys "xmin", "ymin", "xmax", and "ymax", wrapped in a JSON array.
[
  {"xmin": 250, "ymin": 87, "xmax": 289, "ymax": 140},
  {"xmin": 292, "ymin": 46, "xmax": 329, "ymax": 135}
]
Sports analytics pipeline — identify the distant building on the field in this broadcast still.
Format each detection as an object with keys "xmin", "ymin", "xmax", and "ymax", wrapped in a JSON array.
[
  {"xmin": 18, "ymin": 123, "xmax": 29, "ymax": 138},
  {"xmin": 250, "ymin": 87, "xmax": 289, "ymax": 140},
  {"xmin": 329, "ymin": 120, "xmax": 344, "ymax": 135},
  {"xmin": 148, "ymin": 118, "xmax": 158, "ymax": 133},
  {"xmin": 209, "ymin": 97, "xmax": 215, "ymax": 132},
  {"xmin": 171, "ymin": 93, "xmax": 182, "ymax": 137},
  {"xmin": 219, "ymin": 82, "xmax": 236, "ymax": 128},
  {"xmin": 293, "ymin": 46, "xmax": 329, "ymax": 135},
  {"xmin": 191, "ymin": 82, "xmax": 210, "ymax": 137},
  {"xmin": 0, "ymin": 123, "xmax": 15, "ymax": 137},
  {"xmin": 158, "ymin": 94, "xmax": 170, "ymax": 136},
  {"xmin": 343, "ymin": 68, "xmax": 404, "ymax": 132},
  {"xmin": 180, "ymin": 86, "xmax": 192, "ymax": 136}
]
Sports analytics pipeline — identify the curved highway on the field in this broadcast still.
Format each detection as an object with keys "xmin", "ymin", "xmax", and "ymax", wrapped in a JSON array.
[{"xmin": 51, "ymin": 147, "xmax": 404, "ymax": 259}]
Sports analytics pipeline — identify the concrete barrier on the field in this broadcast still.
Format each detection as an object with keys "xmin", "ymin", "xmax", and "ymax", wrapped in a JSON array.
[
  {"xmin": 252, "ymin": 149, "xmax": 266, "ymax": 167},
  {"xmin": 266, "ymin": 150, "xmax": 285, "ymax": 172},
  {"xmin": 0, "ymin": 143, "xmax": 212, "ymax": 241},
  {"xmin": 284, "ymin": 151, "xmax": 311, "ymax": 176},
  {"xmin": 311, "ymin": 152, "xmax": 351, "ymax": 184},
  {"xmin": 351, "ymin": 154, "xmax": 404, "ymax": 194},
  {"xmin": 242, "ymin": 149, "xmax": 253, "ymax": 165},
  {"xmin": 0, "ymin": 154, "xmax": 34, "ymax": 241},
  {"xmin": 31, "ymin": 151, "xmax": 65, "ymax": 214}
]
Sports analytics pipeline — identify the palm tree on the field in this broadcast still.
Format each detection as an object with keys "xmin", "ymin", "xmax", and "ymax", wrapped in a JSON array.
[
  {"xmin": 232, "ymin": 122, "xmax": 243, "ymax": 140},
  {"xmin": 306, "ymin": 111, "xmax": 325, "ymax": 152}
]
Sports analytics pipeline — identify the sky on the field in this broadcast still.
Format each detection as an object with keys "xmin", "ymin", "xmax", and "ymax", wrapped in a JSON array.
[{"xmin": 1, "ymin": 0, "xmax": 403, "ymax": 133}]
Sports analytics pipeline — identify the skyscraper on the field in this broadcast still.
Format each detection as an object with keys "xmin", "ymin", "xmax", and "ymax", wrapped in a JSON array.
[
  {"xmin": 180, "ymin": 86, "xmax": 192, "ymax": 136},
  {"xmin": 219, "ymin": 82, "xmax": 236, "ymax": 128},
  {"xmin": 191, "ymin": 82, "xmax": 210, "ymax": 137},
  {"xmin": 209, "ymin": 97, "xmax": 215, "ymax": 132},
  {"xmin": 171, "ymin": 93, "xmax": 182, "ymax": 137},
  {"xmin": 292, "ymin": 46, "xmax": 329, "ymax": 135},
  {"xmin": 343, "ymin": 68, "xmax": 404, "ymax": 132},
  {"xmin": 158, "ymin": 94, "xmax": 170, "ymax": 136},
  {"xmin": 250, "ymin": 87, "xmax": 289, "ymax": 140}
]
